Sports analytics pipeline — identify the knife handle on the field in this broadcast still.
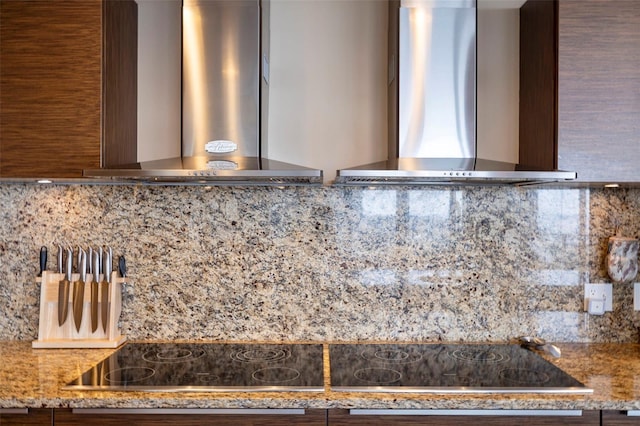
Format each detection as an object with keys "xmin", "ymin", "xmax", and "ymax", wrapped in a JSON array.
[
  {"xmin": 108, "ymin": 246, "xmax": 113, "ymax": 278},
  {"xmin": 88, "ymin": 247, "xmax": 93, "ymax": 275},
  {"xmin": 79, "ymin": 249, "xmax": 87, "ymax": 282},
  {"xmin": 103, "ymin": 248, "xmax": 112, "ymax": 281},
  {"xmin": 38, "ymin": 246, "xmax": 47, "ymax": 277},
  {"xmin": 93, "ymin": 251, "xmax": 100, "ymax": 281},
  {"xmin": 118, "ymin": 255, "xmax": 127, "ymax": 278},
  {"xmin": 66, "ymin": 248, "xmax": 73, "ymax": 281},
  {"xmin": 57, "ymin": 245, "xmax": 63, "ymax": 274}
]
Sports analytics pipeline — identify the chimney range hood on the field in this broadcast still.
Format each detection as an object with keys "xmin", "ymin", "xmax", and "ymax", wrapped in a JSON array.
[
  {"xmin": 335, "ymin": 0, "xmax": 576, "ymax": 186},
  {"xmin": 84, "ymin": 0, "xmax": 322, "ymax": 185}
]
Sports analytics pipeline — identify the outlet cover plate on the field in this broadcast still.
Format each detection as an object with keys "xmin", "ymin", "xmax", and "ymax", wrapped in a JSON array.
[
  {"xmin": 584, "ymin": 283, "xmax": 613, "ymax": 312},
  {"xmin": 634, "ymin": 283, "xmax": 640, "ymax": 311}
]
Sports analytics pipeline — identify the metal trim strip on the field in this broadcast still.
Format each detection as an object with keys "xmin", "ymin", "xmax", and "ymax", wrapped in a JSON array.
[
  {"xmin": 72, "ymin": 408, "xmax": 305, "ymax": 415},
  {"xmin": 63, "ymin": 385, "xmax": 324, "ymax": 392},
  {"xmin": 349, "ymin": 409, "xmax": 583, "ymax": 416},
  {"xmin": 336, "ymin": 169, "xmax": 576, "ymax": 180},
  {"xmin": 0, "ymin": 408, "xmax": 29, "ymax": 414},
  {"xmin": 331, "ymin": 386, "xmax": 593, "ymax": 395}
]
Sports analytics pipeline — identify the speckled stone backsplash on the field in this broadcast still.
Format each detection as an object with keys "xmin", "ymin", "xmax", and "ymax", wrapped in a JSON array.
[{"xmin": 1, "ymin": 184, "xmax": 639, "ymax": 342}]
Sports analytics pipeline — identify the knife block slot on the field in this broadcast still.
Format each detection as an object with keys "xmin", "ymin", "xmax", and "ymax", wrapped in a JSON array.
[{"xmin": 32, "ymin": 270, "xmax": 128, "ymax": 348}]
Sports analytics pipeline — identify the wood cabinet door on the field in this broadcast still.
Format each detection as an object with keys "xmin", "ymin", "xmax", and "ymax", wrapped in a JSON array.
[
  {"xmin": 0, "ymin": 408, "xmax": 52, "ymax": 425},
  {"xmin": 54, "ymin": 408, "xmax": 326, "ymax": 426},
  {"xmin": 328, "ymin": 408, "xmax": 600, "ymax": 425},
  {"xmin": 0, "ymin": 0, "xmax": 102, "ymax": 178},
  {"xmin": 0, "ymin": 0, "xmax": 137, "ymax": 179},
  {"xmin": 519, "ymin": 0, "xmax": 640, "ymax": 184},
  {"xmin": 557, "ymin": 0, "xmax": 640, "ymax": 183}
]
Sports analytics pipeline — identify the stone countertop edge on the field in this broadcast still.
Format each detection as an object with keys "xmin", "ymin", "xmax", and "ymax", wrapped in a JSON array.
[{"xmin": 1, "ymin": 341, "xmax": 640, "ymax": 411}]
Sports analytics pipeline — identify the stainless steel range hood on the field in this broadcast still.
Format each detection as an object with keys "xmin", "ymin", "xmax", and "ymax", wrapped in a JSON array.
[
  {"xmin": 335, "ymin": 0, "xmax": 575, "ymax": 186},
  {"xmin": 84, "ymin": 0, "xmax": 322, "ymax": 185}
]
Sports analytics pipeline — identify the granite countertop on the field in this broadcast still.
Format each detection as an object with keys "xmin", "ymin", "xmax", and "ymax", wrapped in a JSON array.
[{"xmin": 2, "ymin": 341, "xmax": 640, "ymax": 411}]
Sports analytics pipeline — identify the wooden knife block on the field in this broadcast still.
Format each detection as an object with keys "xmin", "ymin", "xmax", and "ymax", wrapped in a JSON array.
[{"xmin": 32, "ymin": 271, "xmax": 128, "ymax": 348}]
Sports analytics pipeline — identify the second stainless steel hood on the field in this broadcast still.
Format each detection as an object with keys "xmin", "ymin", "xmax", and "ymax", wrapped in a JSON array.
[
  {"xmin": 85, "ymin": 0, "xmax": 322, "ymax": 185},
  {"xmin": 335, "ymin": 0, "xmax": 575, "ymax": 186}
]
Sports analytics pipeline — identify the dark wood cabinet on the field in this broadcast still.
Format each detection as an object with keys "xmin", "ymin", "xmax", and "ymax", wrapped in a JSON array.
[
  {"xmin": 328, "ymin": 408, "xmax": 600, "ymax": 425},
  {"xmin": 0, "ymin": 408, "xmax": 53, "ymax": 425},
  {"xmin": 519, "ymin": 0, "xmax": 640, "ymax": 184},
  {"xmin": 603, "ymin": 410, "xmax": 640, "ymax": 425},
  {"xmin": 0, "ymin": 0, "xmax": 137, "ymax": 179},
  {"xmin": 519, "ymin": 0, "xmax": 558, "ymax": 172},
  {"xmin": 8, "ymin": 407, "xmax": 640, "ymax": 425},
  {"xmin": 53, "ymin": 408, "xmax": 326, "ymax": 426}
]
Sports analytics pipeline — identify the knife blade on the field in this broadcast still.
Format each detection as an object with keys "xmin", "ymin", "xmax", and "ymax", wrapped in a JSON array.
[
  {"xmin": 72, "ymin": 248, "xmax": 86, "ymax": 332},
  {"xmin": 90, "ymin": 250, "xmax": 100, "ymax": 333},
  {"xmin": 38, "ymin": 246, "xmax": 47, "ymax": 277},
  {"xmin": 57, "ymin": 246, "xmax": 72, "ymax": 326},
  {"xmin": 100, "ymin": 247, "xmax": 112, "ymax": 333}
]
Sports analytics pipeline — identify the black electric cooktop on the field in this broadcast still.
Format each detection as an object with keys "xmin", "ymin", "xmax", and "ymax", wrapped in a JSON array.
[
  {"xmin": 65, "ymin": 343, "xmax": 324, "ymax": 392},
  {"xmin": 329, "ymin": 343, "xmax": 592, "ymax": 394},
  {"xmin": 65, "ymin": 342, "xmax": 591, "ymax": 394}
]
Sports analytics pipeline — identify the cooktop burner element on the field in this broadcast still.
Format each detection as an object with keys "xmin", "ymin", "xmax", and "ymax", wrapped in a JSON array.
[
  {"xmin": 329, "ymin": 343, "xmax": 592, "ymax": 394},
  {"xmin": 361, "ymin": 346, "xmax": 423, "ymax": 364},
  {"xmin": 142, "ymin": 347, "xmax": 206, "ymax": 363},
  {"xmin": 232, "ymin": 348, "xmax": 290, "ymax": 363},
  {"xmin": 448, "ymin": 347, "xmax": 508, "ymax": 364},
  {"xmin": 354, "ymin": 367, "xmax": 403, "ymax": 384},
  {"xmin": 65, "ymin": 343, "xmax": 324, "ymax": 392}
]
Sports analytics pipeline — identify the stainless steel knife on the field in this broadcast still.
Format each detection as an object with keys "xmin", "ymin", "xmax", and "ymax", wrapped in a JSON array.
[
  {"xmin": 100, "ymin": 247, "xmax": 111, "ymax": 333},
  {"xmin": 72, "ymin": 248, "xmax": 86, "ymax": 332},
  {"xmin": 90, "ymin": 250, "xmax": 100, "ymax": 333},
  {"xmin": 57, "ymin": 246, "xmax": 72, "ymax": 326}
]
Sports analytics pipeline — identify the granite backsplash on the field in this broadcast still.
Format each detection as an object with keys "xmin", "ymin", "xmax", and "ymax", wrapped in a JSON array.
[{"xmin": 1, "ymin": 184, "xmax": 639, "ymax": 343}]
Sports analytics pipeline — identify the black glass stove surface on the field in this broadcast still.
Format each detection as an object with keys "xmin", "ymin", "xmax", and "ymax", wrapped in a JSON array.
[
  {"xmin": 329, "ymin": 343, "xmax": 592, "ymax": 394},
  {"xmin": 65, "ymin": 343, "xmax": 324, "ymax": 392}
]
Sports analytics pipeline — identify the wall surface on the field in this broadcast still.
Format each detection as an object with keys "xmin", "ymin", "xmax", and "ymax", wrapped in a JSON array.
[
  {"xmin": 267, "ymin": 0, "xmax": 388, "ymax": 183},
  {"xmin": 1, "ymin": 184, "xmax": 639, "ymax": 343},
  {"xmin": 477, "ymin": 7, "xmax": 520, "ymax": 163},
  {"xmin": 136, "ymin": 0, "xmax": 181, "ymax": 162}
]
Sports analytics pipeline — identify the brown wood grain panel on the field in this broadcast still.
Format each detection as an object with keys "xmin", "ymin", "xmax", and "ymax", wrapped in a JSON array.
[
  {"xmin": 557, "ymin": 0, "xmax": 640, "ymax": 182},
  {"xmin": 54, "ymin": 408, "xmax": 326, "ymax": 426},
  {"xmin": 0, "ymin": 0, "xmax": 103, "ymax": 178},
  {"xmin": 0, "ymin": 408, "xmax": 53, "ymax": 425},
  {"xmin": 328, "ymin": 408, "xmax": 600, "ymax": 425},
  {"xmin": 102, "ymin": 0, "xmax": 137, "ymax": 168},
  {"xmin": 602, "ymin": 410, "xmax": 640, "ymax": 425},
  {"xmin": 519, "ymin": 0, "xmax": 558, "ymax": 171},
  {"xmin": 387, "ymin": 0, "xmax": 399, "ymax": 161}
]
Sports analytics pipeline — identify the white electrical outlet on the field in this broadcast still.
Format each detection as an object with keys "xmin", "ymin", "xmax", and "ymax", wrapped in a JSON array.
[
  {"xmin": 634, "ymin": 283, "xmax": 640, "ymax": 311},
  {"xmin": 584, "ymin": 283, "xmax": 613, "ymax": 312}
]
